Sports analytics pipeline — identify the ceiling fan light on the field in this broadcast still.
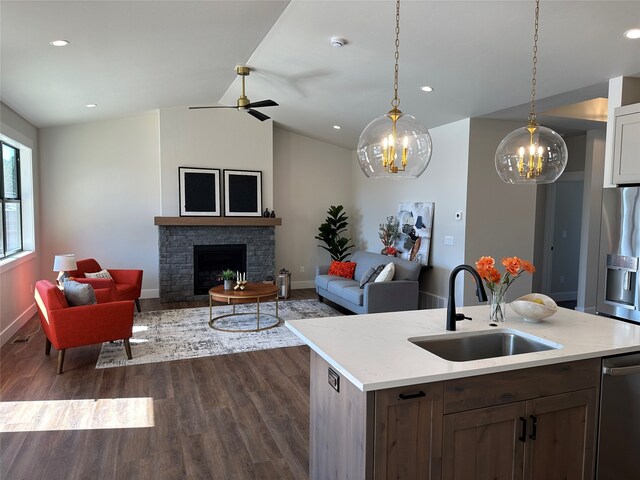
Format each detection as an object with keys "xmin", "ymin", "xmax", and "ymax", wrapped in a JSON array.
[
  {"xmin": 495, "ymin": 124, "xmax": 568, "ymax": 184},
  {"xmin": 357, "ymin": 112, "xmax": 432, "ymax": 179}
]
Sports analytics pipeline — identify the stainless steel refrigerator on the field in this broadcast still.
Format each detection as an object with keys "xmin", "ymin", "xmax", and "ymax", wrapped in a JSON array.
[
  {"xmin": 597, "ymin": 186, "xmax": 640, "ymax": 324},
  {"xmin": 596, "ymin": 186, "xmax": 640, "ymax": 479}
]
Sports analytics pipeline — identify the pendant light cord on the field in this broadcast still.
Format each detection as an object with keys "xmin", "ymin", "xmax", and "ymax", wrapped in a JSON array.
[
  {"xmin": 392, "ymin": 0, "xmax": 400, "ymax": 109},
  {"xmin": 528, "ymin": 0, "xmax": 540, "ymax": 125}
]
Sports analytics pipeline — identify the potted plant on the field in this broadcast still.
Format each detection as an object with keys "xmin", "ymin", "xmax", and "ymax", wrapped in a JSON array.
[
  {"xmin": 315, "ymin": 205, "xmax": 354, "ymax": 261},
  {"xmin": 379, "ymin": 216, "xmax": 400, "ymax": 256},
  {"xmin": 221, "ymin": 269, "xmax": 236, "ymax": 290}
]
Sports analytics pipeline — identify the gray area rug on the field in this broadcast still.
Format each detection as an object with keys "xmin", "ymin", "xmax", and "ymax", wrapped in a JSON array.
[{"xmin": 95, "ymin": 299, "xmax": 342, "ymax": 369}]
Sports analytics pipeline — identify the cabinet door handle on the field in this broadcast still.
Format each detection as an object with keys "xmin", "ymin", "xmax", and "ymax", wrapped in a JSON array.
[
  {"xmin": 603, "ymin": 364, "xmax": 640, "ymax": 376},
  {"xmin": 528, "ymin": 415, "xmax": 537, "ymax": 440},
  {"xmin": 518, "ymin": 417, "xmax": 527, "ymax": 443},
  {"xmin": 398, "ymin": 391, "xmax": 426, "ymax": 400}
]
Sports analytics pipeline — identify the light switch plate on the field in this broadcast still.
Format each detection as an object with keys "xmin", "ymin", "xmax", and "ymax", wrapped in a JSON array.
[{"xmin": 444, "ymin": 235, "xmax": 454, "ymax": 246}]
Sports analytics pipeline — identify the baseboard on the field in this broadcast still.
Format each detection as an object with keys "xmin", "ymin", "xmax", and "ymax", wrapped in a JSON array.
[
  {"xmin": 420, "ymin": 291, "xmax": 446, "ymax": 310},
  {"xmin": 292, "ymin": 280, "xmax": 315, "ymax": 289},
  {"xmin": 141, "ymin": 288, "xmax": 159, "ymax": 299},
  {"xmin": 0, "ymin": 303, "xmax": 37, "ymax": 346}
]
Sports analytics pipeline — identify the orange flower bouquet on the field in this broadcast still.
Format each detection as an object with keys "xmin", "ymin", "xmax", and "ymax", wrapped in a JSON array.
[{"xmin": 475, "ymin": 256, "xmax": 536, "ymax": 322}]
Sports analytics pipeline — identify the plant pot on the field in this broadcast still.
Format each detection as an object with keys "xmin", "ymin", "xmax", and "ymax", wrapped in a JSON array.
[{"xmin": 223, "ymin": 279, "xmax": 234, "ymax": 290}]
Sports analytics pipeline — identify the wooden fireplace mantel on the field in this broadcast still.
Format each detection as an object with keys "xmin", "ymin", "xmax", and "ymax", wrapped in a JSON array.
[{"xmin": 154, "ymin": 216, "xmax": 282, "ymax": 227}]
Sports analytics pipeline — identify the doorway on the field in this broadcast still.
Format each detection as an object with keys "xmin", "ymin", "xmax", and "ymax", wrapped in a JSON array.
[{"xmin": 542, "ymin": 172, "xmax": 584, "ymax": 305}]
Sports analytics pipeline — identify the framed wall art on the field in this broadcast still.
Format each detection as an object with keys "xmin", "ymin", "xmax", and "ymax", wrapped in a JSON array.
[
  {"xmin": 178, "ymin": 167, "xmax": 221, "ymax": 217},
  {"xmin": 223, "ymin": 169, "xmax": 262, "ymax": 217},
  {"xmin": 394, "ymin": 202, "xmax": 435, "ymax": 266}
]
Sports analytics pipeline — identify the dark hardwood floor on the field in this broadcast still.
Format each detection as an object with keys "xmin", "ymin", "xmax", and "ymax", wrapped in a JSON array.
[{"xmin": 0, "ymin": 289, "xmax": 319, "ymax": 480}]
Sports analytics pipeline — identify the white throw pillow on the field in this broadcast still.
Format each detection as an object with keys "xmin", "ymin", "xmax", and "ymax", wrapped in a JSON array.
[
  {"xmin": 374, "ymin": 262, "xmax": 395, "ymax": 283},
  {"xmin": 84, "ymin": 269, "xmax": 113, "ymax": 280}
]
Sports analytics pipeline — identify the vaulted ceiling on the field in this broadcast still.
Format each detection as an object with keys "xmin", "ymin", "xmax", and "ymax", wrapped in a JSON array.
[{"xmin": 2, "ymin": 1, "xmax": 639, "ymax": 149}]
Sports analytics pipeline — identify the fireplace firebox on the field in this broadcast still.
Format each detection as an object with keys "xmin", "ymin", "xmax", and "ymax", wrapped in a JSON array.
[{"xmin": 193, "ymin": 244, "xmax": 247, "ymax": 295}]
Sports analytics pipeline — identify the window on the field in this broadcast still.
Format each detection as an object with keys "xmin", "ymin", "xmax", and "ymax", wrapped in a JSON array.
[{"xmin": 1, "ymin": 141, "xmax": 22, "ymax": 258}]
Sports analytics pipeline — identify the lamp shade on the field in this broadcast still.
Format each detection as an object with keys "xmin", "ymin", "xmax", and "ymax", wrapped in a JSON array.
[
  {"xmin": 53, "ymin": 254, "xmax": 77, "ymax": 272},
  {"xmin": 495, "ymin": 124, "xmax": 568, "ymax": 184},
  {"xmin": 357, "ymin": 112, "xmax": 432, "ymax": 179}
]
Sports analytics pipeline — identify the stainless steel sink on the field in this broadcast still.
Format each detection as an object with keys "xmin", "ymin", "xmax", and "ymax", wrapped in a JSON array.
[{"xmin": 408, "ymin": 329, "xmax": 561, "ymax": 362}]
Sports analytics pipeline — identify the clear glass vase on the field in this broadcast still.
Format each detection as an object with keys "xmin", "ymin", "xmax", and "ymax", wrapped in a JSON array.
[{"xmin": 489, "ymin": 290, "xmax": 507, "ymax": 323}]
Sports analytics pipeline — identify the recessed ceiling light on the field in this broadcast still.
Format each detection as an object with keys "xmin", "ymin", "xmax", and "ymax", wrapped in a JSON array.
[
  {"xmin": 49, "ymin": 40, "xmax": 70, "ymax": 47},
  {"xmin": 85, "ymin": 104, "xmax": 97, "ymax": 108},
  {"xmin": 624, "ymin": 28, "xmax": 640, "ymax": 39},
  {"xmin": 333, "ymin": 125, "xmax": 341, "ymax": 130},
  {"xmin": 420, "ymin": 85, "xmax": 434, "ymax": 92}
]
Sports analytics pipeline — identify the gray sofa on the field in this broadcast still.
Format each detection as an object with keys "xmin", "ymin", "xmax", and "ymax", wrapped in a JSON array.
[{"xmin": 315, "ymin": 250, "xmax": 421, "ymax": 314}]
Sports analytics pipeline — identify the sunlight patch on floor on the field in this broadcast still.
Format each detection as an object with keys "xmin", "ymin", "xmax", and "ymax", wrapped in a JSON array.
[{"xmin": 0, "ymin": 397, "xmax": 154, "ymax": 432}]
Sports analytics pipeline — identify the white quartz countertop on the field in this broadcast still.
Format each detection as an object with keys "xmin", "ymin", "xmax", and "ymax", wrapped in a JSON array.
[{"xmin": 285, "ymin": 306, "xmax": 640, "ymax": 392}]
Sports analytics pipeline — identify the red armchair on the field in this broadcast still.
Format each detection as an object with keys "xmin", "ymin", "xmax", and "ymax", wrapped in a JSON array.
[
  {"xmin": 34, "ymin": 280, "xmax": 134, "ymax": 374},
  {"xmin": 69, "ymin": 258, "xmax": 143, "ymax": 312}
]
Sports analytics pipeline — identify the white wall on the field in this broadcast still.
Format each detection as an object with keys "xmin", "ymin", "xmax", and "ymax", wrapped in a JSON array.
[
  {"xmin": 159, "ymin": 108, "xmax": 273, "ymax": 215},
  {"xmin": 351, "ymin": 119, "xmax": 471, "ymax": 307},
  {"xmin": 273, "ymin": 128, "xmax": 353, "ymax": 287},
  {"xmin": 39, "ymin": 113, "xmax": 161, "ymax": 297},
  {"xmin": 0, "ymin": 103, "xmax": 40, "ymax": 345},
  {"xmin": 464, "ymin": 118, "xmax": 537, "ymax": 305}
]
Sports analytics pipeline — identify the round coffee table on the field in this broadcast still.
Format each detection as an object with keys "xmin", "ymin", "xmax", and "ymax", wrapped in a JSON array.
[{"xmin": 208, "ymin": 282, "xmax": 280, "ymax": 332}]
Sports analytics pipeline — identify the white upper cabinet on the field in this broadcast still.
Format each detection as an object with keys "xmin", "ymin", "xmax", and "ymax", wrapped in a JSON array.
[{"xmin": 612, "ymin": 103, "xmax": 640, "ymax": 185}]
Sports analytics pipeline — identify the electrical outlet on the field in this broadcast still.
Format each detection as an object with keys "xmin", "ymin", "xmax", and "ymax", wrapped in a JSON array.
[
  {"xmin": 560, "ymin": 275, "xmax": 565, "ymax": 284},
  {"xmin": 328, "ymin": 368, "xmax": 340, "ymax": 392},
  {"xmin": 444, "ymin": 235, "xmax": 454, "ymax": 246},
  {"xmin": 300, "ymin": 266, "xmax": 305, "ymax": 273}
]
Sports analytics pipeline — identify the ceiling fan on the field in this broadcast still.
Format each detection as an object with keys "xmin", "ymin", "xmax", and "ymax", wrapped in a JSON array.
[{"xmin": 189, "ymin": 66, "xmax": 278, "ymax": 121}]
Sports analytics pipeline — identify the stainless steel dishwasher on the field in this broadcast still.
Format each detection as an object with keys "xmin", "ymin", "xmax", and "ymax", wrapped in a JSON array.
[{"xmin": 597, "ymin": 352, "xmax": 640, "ymax": 479}]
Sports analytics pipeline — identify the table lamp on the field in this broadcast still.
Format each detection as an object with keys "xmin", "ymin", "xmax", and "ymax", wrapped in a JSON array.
[{"xmin": 53, "ymin": 254, "xmax": 77, "ymax": 285}]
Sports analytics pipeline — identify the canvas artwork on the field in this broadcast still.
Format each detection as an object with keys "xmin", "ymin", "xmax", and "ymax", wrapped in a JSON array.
[
  {"xmin": 223, "ymin": 170, "xmax": 263, "ymax": 217},
  {"xmin": 178, "ymin": 167, "xmax": 221, "ymax": 217},
  {"xmin": 394, "ymin": 202, "xmax": 434, "ymax": 266}
]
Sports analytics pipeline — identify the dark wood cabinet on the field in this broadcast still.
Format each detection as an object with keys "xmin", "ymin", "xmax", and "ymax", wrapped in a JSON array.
[
  {"xmin": 309, "ymin": 352, "xmax": 600, "ymax": 480},
  {"xmin": 374, "ymin": 383, "xmax": 443, "ymax": 480},
  {"xmin": 443, "ymin": 402, "xmax": 526, "ymax": 480},
  {"xmin": 442, "ymin": 390, "xmax": 597, "ymax": 480},
  {"xmin": 442, "ymin": 360, "xmax": 599, "ymax": 480},
  {"xmin": 309, "ymin": 352, "xmax": 443, "ymax": 480},
  {"xmin": 525, "ymin": 389, "xmax": 597, "ymax": 480}
]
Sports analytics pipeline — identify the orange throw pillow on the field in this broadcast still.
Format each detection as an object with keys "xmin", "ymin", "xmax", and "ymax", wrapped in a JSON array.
[{"xmin": 328, "ymin": 261, "xmax": 357, "ymax": 279}]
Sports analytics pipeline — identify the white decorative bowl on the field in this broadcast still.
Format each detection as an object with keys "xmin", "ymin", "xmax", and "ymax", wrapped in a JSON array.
[{"xmin": 510, "ymin": 293, "xmax": 558, "ymax": 323}]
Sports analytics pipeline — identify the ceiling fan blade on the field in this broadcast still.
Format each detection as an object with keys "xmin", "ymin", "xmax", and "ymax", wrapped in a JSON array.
[
  {"xmin": 245, "ymin": 99, "xmax": 278, "ymax": 109},
  {"xmin": 188, "ymin": 105, "xmax": 236, "ymax": 110},
  {"xmin": 247, "ymin": 109, "xmax": 270, "ymax": 121}
]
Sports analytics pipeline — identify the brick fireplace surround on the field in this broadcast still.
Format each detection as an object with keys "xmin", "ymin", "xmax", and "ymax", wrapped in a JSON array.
[{"xmin": 154, "ymin": 217, "xmax": 281, "ymax": 303}]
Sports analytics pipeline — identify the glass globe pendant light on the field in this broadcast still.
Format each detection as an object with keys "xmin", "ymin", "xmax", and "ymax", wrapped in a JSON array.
[
  {"xmin": 357, "ymin": 0, "xmax": 432, "ymax": 178},
  {"xmin": 495, "ymin": 0, "xmax": 568, "ymax": 185}
]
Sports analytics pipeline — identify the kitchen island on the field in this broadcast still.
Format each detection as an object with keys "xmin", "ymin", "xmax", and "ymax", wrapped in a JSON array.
[{"xmin": 286, "ymin": 306, "xmax": 640, "ymax": 480}]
